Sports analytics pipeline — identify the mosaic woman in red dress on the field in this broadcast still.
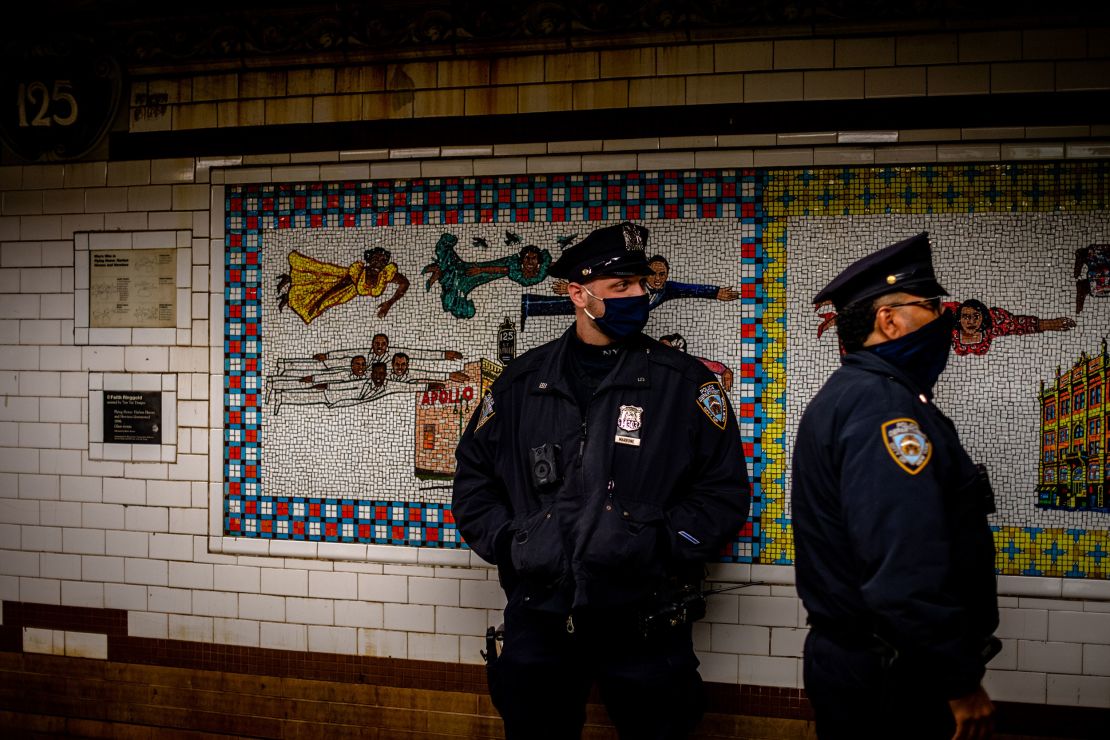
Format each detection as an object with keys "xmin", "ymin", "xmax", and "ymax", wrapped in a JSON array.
[{"xmin": 947, "ymin": 299, "xmax": 1075, "ymax": 356}]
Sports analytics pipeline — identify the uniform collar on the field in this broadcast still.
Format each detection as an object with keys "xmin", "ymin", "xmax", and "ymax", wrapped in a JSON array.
[
  {"xmin": 530, "ymin": 326, "xmax": 653, "ymax": 397},
  {"xmin": 842, "ymin": 350, "xmax": 933, "ymax": 401}
]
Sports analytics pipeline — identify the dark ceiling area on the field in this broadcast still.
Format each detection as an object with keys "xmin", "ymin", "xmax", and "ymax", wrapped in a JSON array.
[
  {"xmin": 6, "ymin": 1, "xmax": 1109, "ymax": 71},
  {"xmin": 4, "ymin": 2, "xmax": 1108, "ymax": 161}
]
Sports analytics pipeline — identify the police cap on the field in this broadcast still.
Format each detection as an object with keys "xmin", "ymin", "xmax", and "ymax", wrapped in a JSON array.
[
  {"xmin": 813, "ymin": 232, "xmax": 948, "ymax": 309},
  {"xmin": 548, "ymin": 222, "xmax": 652, "ymax": 281}
]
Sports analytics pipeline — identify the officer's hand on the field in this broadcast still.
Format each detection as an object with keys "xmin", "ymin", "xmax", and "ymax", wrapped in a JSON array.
[{"xmin": 948, "ymin": 685, "xmax": 994, "ymax": 740}]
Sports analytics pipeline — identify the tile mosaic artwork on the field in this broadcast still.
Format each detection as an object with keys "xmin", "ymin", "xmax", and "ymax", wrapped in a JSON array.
[
  {"xmin": 226, "ymin": 172, "xmax": 767, "ymax": 560},
  {"xmin": 225, "ymin": 162, "xmax": 1110, "ymax": 577}
]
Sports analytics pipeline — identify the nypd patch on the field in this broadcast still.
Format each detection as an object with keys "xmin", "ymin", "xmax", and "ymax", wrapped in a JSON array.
[
  {"xmin": 696, "ymin": 382, "xmax": 728, "ymax": 430},
  {"xmin": 475, "ymin": 389, "xmax": 496, "ymax": 430},
  {"xmin": 882, "ymin": 418, "xmax": 932, "ymax": 475}
]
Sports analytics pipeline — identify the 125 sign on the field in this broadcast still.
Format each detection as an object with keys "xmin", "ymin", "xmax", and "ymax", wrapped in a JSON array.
[
  {"xmin": 16, "ymin": 80, "xmax": 79, "ymax": 128},
  {"xmin": 1, "ymin": 56, "xmax": 122, "ymax": 161}
]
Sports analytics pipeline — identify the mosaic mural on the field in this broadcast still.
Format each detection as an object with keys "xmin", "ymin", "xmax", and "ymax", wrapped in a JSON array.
[
  {"xmin": 776, "ymin": 163, "xmax": 1110, "ymax": 579},
  {"xmin": 226, "ymin": 172, "xmax": 770, "ymax": 560},
  {"xmin": 225, "ymin": 161, "xmax": 1110, "ymax": 578}
]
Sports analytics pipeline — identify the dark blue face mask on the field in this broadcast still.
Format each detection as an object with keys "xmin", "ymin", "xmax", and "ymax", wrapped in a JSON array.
[
  {"xmin": 868, "ymin": 309, "xmax": 955, "ymax": 394},
  {"xmin": 584, "ymin": 286, "xmax": 650, "ymax": 340}
]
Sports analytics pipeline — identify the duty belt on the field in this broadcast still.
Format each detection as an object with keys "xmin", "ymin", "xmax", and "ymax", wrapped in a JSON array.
[{"xmin": 806, "ymin": 613, "xmax": 900, "ymax": 668}]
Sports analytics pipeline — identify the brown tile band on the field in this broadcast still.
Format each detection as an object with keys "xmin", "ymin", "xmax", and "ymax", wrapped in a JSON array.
[{"xmin": 2, "ymin": 600, "xmax": 1106, "ymax": 737}]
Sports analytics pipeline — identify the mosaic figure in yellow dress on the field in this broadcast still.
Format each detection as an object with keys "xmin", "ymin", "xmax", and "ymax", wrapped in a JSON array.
[{"xmin": 277, "ymin": 247, "xmax": 410, "ymax": 324}]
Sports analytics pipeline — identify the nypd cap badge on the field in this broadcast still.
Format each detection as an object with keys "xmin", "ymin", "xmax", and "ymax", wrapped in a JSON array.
[{"xmin": 881, "ymin": 418, "xmax": 932, "ymax": 475}]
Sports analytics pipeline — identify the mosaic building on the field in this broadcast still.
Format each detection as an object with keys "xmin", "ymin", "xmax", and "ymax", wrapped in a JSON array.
[
  {"xmin": 414, "ymin": 358, "xmax": 501, "ymax": 478},
  {"xmin": 1038, "ymin": 340, "xmax": 1109, "ymax": 512}
]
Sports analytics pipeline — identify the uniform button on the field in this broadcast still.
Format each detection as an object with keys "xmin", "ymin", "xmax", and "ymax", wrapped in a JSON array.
[
  {"xmin": 607, "ymin": 480, "xmax": 615, "ymax": 490},
  {"xmin": 605, "ymin": 504, "xmax": 612, "ymax": 511},
  {"xmin": 622, "ymin": 511, "xmax": 630, "ymax": 518}
]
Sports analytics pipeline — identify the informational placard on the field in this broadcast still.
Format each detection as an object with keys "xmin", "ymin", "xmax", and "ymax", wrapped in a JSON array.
[
  {"xmin": 89, "ymin": 248, "xmax": 176, "ymax": 328},
  {"xmin": 103, "ymin": 391, "xmax": 162, "ymax": 445}
]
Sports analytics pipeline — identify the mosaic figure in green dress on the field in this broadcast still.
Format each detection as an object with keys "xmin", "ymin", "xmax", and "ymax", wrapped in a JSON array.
[{"xmin": 422, "ymin": 232, "xmax": 552, "ymax": 319}]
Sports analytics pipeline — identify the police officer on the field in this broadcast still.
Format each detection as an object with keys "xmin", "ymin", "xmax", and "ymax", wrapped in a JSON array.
[
  {"xmin": 792, "ymin": 233, "xmax": 1000, "ymax": 740},
  {"xmin": 453, "ymin": 222, "xmax": 751, "ymax": 740}
]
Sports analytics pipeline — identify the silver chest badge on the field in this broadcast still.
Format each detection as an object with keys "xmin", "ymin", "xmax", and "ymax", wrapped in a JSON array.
[{"xmin": 615, "ymin": 405, "xmax": 643, "ymax": 446}]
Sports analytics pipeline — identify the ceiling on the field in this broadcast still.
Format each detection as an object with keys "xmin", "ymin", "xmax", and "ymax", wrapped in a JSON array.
[{"xmin": 6, "ymin": 1, "xmax": 1107, "ymax": 72}]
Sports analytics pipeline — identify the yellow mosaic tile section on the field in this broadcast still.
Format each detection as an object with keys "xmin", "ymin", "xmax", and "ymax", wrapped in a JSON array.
[
  {"xmin": 762, "ymin": 217, "xmax": 789, "ymax": 565},
  {"xmin": 995, "ymin": 528, "xmax": 1110, "ymax": 579}
]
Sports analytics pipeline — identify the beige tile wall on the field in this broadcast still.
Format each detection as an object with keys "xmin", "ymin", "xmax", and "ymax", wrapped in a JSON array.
[{"xmin": 127, "ymin": 28, "xmax": 1110, "ymax": 132}]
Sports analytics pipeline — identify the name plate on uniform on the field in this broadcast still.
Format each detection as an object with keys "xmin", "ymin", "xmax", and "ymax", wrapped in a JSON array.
[{"xmin": 103, "ymin": 391, "xmax": 162, "ymax": 444}]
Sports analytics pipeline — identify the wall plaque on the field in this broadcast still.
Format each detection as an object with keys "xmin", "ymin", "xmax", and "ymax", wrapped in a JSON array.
[
  {"xmin": 103, "ymin": 391, "xmax": 162, "ymax": 445},
  {"xmin": 89, "ymin": 248, "xmax": 176, "ymax": 328}
]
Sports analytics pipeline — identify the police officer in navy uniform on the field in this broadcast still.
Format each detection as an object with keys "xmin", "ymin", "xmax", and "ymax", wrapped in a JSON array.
[
  {"xmin": 792, "ymin": 233, "xmax": 1000, "ymax": 739},
  {"xmin": 453, "ymin": 222, "xmax": 751, "ymax": 740}
]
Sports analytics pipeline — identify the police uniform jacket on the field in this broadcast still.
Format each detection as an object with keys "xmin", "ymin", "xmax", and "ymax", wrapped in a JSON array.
[
  {"xmin": 453, "ymin": 326, "xmax": 751, "ymax": 613},
  {"xmin": 792, "ymin": 350, "xmax": 999, "ymax": 699}
]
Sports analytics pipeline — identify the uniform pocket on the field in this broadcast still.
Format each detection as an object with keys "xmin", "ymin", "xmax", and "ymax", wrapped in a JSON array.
[
  {"xmin": 509, "ymin": 508, "xmax": 567, "ymax": 586},
  {"xmin": 581, "ymin": 498, "xmax": 666, "ymax": 579}
]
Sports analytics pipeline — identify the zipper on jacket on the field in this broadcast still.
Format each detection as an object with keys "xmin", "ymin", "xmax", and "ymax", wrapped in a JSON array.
[{"xmin": 577, "ymin": 418, "xmax": 587, "ymax": 463}]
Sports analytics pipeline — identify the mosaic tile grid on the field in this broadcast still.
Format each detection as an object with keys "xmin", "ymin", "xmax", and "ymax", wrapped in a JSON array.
[
  {"xmin": 773, "ymin": 162, "xmax": 1110, "ymax": 579},
  {"xmin": 225, "ymin": 173, "xmax": 773, "ymax": 559}
]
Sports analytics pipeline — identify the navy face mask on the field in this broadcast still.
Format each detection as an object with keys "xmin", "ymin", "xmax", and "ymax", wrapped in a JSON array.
[
  {"xmin": 583, "ymin": 285, "xmax": 650, "ymax": 340},
  {"xmin": 868, "ymin": 309, "xmax": 955, "ymax": 394}
]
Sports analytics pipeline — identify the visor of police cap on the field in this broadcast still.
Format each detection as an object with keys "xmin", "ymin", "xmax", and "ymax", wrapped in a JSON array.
[
  {"xmin": 813, "ymin": 232, "xmax": 949, "ymax": 309},
  {"xmin": 548, "ymin": 222, "xmax": 652, "ymax": 280}
]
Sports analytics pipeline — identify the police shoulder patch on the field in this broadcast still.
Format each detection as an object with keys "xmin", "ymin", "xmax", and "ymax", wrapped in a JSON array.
[
  {"xmin": 475, "ymin": 389, "xmax": 496, "ymax": 430},
  {"xmin": 881, "ymin": 418, "xmax": 932, "ymax": 475},
  {"xmin": 696, "ymin": 382, "xmax": 727, "ymax": 430}
]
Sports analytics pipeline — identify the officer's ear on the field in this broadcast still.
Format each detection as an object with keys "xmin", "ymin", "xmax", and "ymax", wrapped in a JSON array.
[
  {"xmin": 566, "ymin": 282, "xmax": 590, "ymax": 309},
  {"xmin": 871, "ymin": 301, "xmax": 917, "ymax": 342},
  {"xmin": 872, "ymin": 304, "xmax": 901, "ymax": 341},
  {"xmin": 873, "ymin": 304, "xmax": 898, "ymax": 338}
]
